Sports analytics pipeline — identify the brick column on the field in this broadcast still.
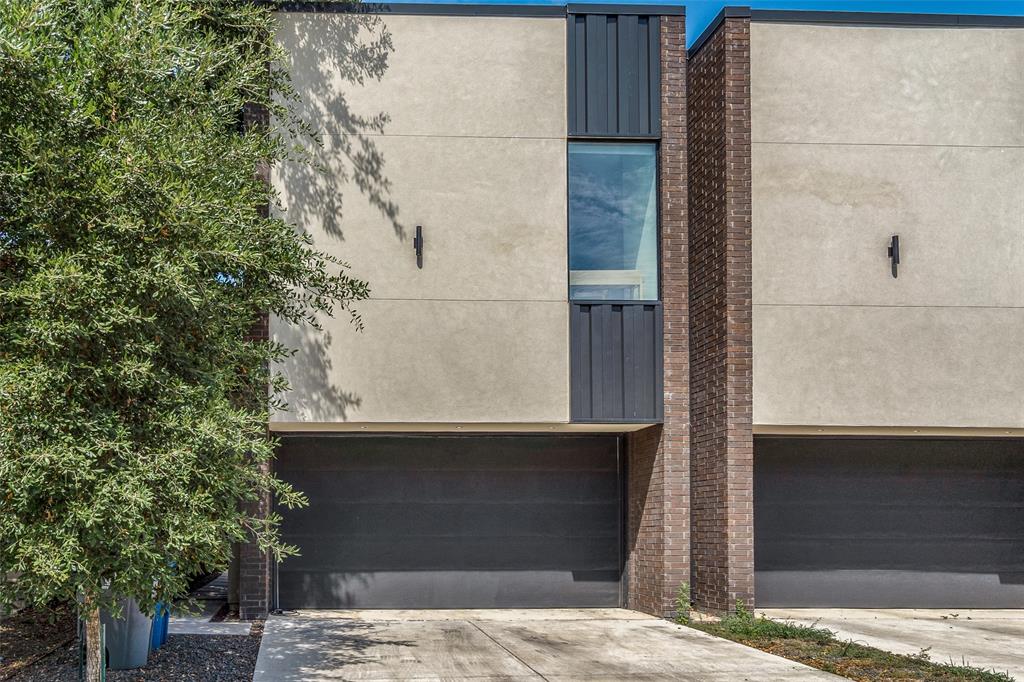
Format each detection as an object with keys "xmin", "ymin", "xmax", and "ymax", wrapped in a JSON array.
[
  {"xmin": 625, "ymin": 14, "xmax": 689, "ymax": 618},
  {"xmin": 238, "ymin": 504, "xmax": 271, "ymax": 620},
  {"xmin": 239, "ymin": 311, "xmax": 273, "ymax": 621},
  {"xmin": 687, "ymin": 13, "xmax": 754, "ymax": 614},
  {"xmin": 238, "ymin": 101, "xmax": 274, "ymax": 621}
]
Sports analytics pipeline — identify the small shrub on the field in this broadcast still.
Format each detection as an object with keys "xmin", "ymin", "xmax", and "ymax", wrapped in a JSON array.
[{"xmin": 673, "ymin": 582, "xmax": 690, "ymax": 624}]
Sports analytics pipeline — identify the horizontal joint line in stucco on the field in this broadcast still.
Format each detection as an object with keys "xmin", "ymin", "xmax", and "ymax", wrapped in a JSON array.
[
  {"xmin": 753, "ymin": 140, "xmax": 1024, "ymax": 150},
  {"xmin": 754, "ymin": 303, "xmax": 1024, "ymax": 311},
  {"xmin": 366, "ymin": 298, "xmax": 568, "ymax": 303},
  {"xmin": 314, "ymin": 132, "xmax": 569, "ymax": 142}
]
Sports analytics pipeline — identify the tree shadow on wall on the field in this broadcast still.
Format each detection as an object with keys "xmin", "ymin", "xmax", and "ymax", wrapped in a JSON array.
[
  {"xmin": 270, "ymin": 8, "xmax": 403, "ymax": 423},
  {"xmin": 275, "ymin": 323, "xmax": 363, "ymax": 422},
  {"xmin": 274, "ymin": 6, "xmax": 404, "ymax": 243}
]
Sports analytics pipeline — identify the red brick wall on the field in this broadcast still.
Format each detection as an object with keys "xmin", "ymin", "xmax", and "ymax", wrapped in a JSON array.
[
  {"xmin": 625, "ymin": 14, "xmax": 690, "ymax": 618},
  {"xmin": 686, "ymin": 16, "xmax": 754, "ymax": 614}
]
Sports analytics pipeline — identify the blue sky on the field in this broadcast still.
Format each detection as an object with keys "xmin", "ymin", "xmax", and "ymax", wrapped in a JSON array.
[{"xmin": 409, "ymin": 0, "xmax": 1024, "ymax": 45}]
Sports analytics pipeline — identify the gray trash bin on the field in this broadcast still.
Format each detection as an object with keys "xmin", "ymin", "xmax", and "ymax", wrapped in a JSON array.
[{"xmin": 100, "ymin": 597, "xmax": 152, "ymax": 669}]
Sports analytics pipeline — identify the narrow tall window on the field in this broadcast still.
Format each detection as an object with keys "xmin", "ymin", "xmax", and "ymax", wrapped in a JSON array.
[{"xmin": 568, "ymin": 142, "xmax": 658, "ymax": 301}]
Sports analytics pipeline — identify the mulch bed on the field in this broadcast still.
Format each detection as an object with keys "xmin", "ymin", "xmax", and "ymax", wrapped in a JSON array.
[
  {"xmin": 3, "ymin": 604, "xmax": 262, "ymax": 682},
  {"xmin": 0, "ymin": 603, "xmax": 77, "ymax": 681}
]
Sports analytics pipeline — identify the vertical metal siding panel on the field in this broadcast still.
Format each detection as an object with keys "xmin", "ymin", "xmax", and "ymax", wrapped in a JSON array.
[
  {"xmin": 621, "ymin": 304, "xmax": 637, "ymax": 420},
  {"xmin": 648, "ymin": 17, "xmax": 661, "ymax": 136},
  {"xmin": 573, "ymin": 16, "xmax": 588, "ymax": 135},
  {"xmin": 607, "ymin": 306, "xmax": 624, "ymax": 420},
  {"xmin": 635, "ymin": 305, "xmax": 647, "ymax": 420},
  {"xmin": 567, "ymin": 17, "xmax": 578, "ymax": 137},
  {"xmin": 581, "ymin": 305, "xmax": 594, "ymax": 420},
  {"xmin": 653, "ymin": 305, "xmax": 664, "ymax": 421},
  {"xmin": 585, "ymin": 14, "xmax": 608, "ymax": 134},
  {"xmin": 590, "ymin": 304, "xmax": 605, "ymax": 419},
  {"xmin": 637, "ymin": 305, "xmax": 652, "ymax": 418},
  {"xmin": 636, "ymin": 17, "xmax": 650, "ymax": 136},
  {"xmin": 569, "ymin": 304, "xmax": 582, "ymax": 420},
  {"xmin": 606, "ymin": 16, "xmax": 618, "ymax": 132},
  {"xmin": 617, "ymin": 15, "xmax": 639, "ymax": 136},
  {"xmin": 603, "ymin": 305, "xmax": 616, "ymax": 419},
  {"xmin": 567, "ymin": 12, "xmax": 661, "ymax": 137},
  {"xmin": 570, "ymin": 303, "xmax": 663, "ymax": 422},
  {"xmin": 598, "ymin": 305, "xmax": 611, "ymax": 419}
]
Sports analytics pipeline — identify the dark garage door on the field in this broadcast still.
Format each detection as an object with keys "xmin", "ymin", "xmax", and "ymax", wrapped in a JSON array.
[
  {"xmin": 755, "ymin": 437, "xmax": 1024, "ymax": 607},
  {"xmin": 275, "ymin": 435, "xmax": 622, "ymax": 609}
]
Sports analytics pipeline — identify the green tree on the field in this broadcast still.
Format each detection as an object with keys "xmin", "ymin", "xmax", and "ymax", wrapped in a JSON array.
[{"xmin": 0, "ymin": 1, "xmax": 368, "ymax": 678}]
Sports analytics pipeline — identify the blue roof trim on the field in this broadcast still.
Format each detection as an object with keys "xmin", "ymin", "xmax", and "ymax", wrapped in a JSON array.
[
  {"xmin": 750, "ymin": 9, "xmax": 1024, "ymax": 27},
  {"xmin": 688, "ymin": 6, "xmax": 1024, "ymax": 58}
]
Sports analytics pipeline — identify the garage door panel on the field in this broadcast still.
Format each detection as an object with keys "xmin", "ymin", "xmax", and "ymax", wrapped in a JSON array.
[
  {"xmin": 276, "ymin": 435, "xmax": 622, "ymax": 608},
  {"xmin": 762, "ymin": 505, "xmax": 1024, "ymax": 540},
  {"xmin": 755, "ymin": 437, "xmax": 1024, "ymax": 608},
  {"xmin": 760, "ymin": 538, "xmax": 1024, "ymax": 572},
  {"xmin": 281, "ymin": 535, "xmax": 621, "ymax": 572},
  {"xmin": 282, "ymin": 501, "xmax": 621, "ymax": 538},
  {"xmin": 759, "ymin": 468, "xmax": 1024, "ymax": 502},
  {"xmin": 289, "ymin": 470, "xmax": 620, "ymax": 503},
  {"xmin": 276, "ymin": 569, "xmax": 620, "ymax": 610}
]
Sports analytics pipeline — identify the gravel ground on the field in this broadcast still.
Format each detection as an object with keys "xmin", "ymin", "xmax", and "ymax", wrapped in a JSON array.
[{"xmin": 11, "ymin": 630, "xmax": 261, "ymax": 682}]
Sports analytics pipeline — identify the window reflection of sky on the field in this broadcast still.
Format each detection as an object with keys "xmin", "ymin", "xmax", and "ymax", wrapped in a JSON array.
[{"xmin": 569, "ymin": 143, "xmax": 658, "ymax": 300}]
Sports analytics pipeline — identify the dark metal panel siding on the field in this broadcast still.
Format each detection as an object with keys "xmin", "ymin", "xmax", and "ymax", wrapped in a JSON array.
[
  {"xmin": 276, "ymin": 435, "xmax": 622, "ymax": 609},
  {"xmin": 570, "ymin": 302, "xmax": 663, "ymax": 422},
  {"xmin": 568, "ymin": 14, "xmax": 661, "ymax": 137},
  {"xmin": 755, "ymin": 437, "xmax": 1024, "ymax": 608}
]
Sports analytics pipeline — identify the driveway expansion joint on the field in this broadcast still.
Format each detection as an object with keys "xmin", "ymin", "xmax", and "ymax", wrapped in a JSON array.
[{"xmin": 468, "ymin": 619, "xmax": 552, "ymax": 682}]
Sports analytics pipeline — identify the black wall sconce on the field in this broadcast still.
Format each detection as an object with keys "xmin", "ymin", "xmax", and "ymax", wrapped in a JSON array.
[
  {"xmin": 887, "ymin": 234, "xmax": 900, "ymax": 278},
  {"xmin": 413, "ymin": 225, "xmax": 424, "ymax": 269}
]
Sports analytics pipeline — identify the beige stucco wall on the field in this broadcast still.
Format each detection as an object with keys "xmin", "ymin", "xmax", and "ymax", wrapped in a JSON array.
[
  {"xmin": 750, "ymin": 21, "xmax": 1024, "ymax": 428},
  {"xmin": 271, "ymin": 12, "xmax": 569, "ymax": 425}
]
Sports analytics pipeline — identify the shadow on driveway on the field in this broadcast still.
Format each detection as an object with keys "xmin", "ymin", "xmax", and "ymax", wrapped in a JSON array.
[{"xmin": 253, "ymin": 609, "xmax": 842, "ymax": 681}]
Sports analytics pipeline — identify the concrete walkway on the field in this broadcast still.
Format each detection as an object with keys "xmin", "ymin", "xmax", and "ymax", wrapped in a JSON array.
[
  {"xmin": 168, "ymin": 573, "xmax": 252, "ymax": 636},
  {"xmin": 253, "ymin": 609, "xmax": 841, "ymax": 681},
  {"xmin": 762, "ymin": 609, "xmax": 1024, "ymax": 681}
]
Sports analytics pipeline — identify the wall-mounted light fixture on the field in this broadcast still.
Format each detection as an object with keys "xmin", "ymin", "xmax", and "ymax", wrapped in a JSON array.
[
  {"xmin": 887, "ymin": 234, "xmax": 900, "ymax": 278},
  {"xmin": 413, "ymin": 225, "xmax": 424, "ymax": 269}
]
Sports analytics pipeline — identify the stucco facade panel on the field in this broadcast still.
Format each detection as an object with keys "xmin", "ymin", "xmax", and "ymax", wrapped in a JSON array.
[
  {"xmin": 751, "ymin": 20, "xmax": 1024, "ymax": 429},
  {"xmin": 273, "ymin": 134, "xmax": 568, "ymax": 301},
  {"xmin": 277, "ymin": 13, "xmax": 566, "ymax": 139},
  {"xmin": 270, "ymin": 300, "xmax": 569, "ymax": 424},
  {"xmin": 752, "ymin": 143, "xmax": 1024, "ymax": 308},
  {"xmin": 751, "ymin": 23, "xmax": 1024, "ymax": 146},
  {"xmin": 752, "ymin": 305, "xmax": 1024, "ymax": 428}
]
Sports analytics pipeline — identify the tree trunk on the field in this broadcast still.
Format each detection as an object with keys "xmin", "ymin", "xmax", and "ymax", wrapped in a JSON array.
[{"xmin": 84, "ymin": 599, "xmax": 103, "ymax": 682}]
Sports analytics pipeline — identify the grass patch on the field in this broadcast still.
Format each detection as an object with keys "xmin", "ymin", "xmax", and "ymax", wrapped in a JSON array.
[{"xmin": 688, "ymin": 603, "xmax": 1015, "ymax": 682}]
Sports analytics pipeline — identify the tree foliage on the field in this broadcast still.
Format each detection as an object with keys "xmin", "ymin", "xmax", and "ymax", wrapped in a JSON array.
[{"xmin": 0, "ymin": 0, "xmax": 368, "ymax": 614}]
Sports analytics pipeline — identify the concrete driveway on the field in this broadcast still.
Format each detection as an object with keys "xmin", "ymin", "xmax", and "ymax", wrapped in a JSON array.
[
  {"xmin": 762, "ymin": 609, "xmax": 1024, "ymax": 681},
  {"xmin": 252, "ymin": 608, "xmax": 839, "ymax": 681}
]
